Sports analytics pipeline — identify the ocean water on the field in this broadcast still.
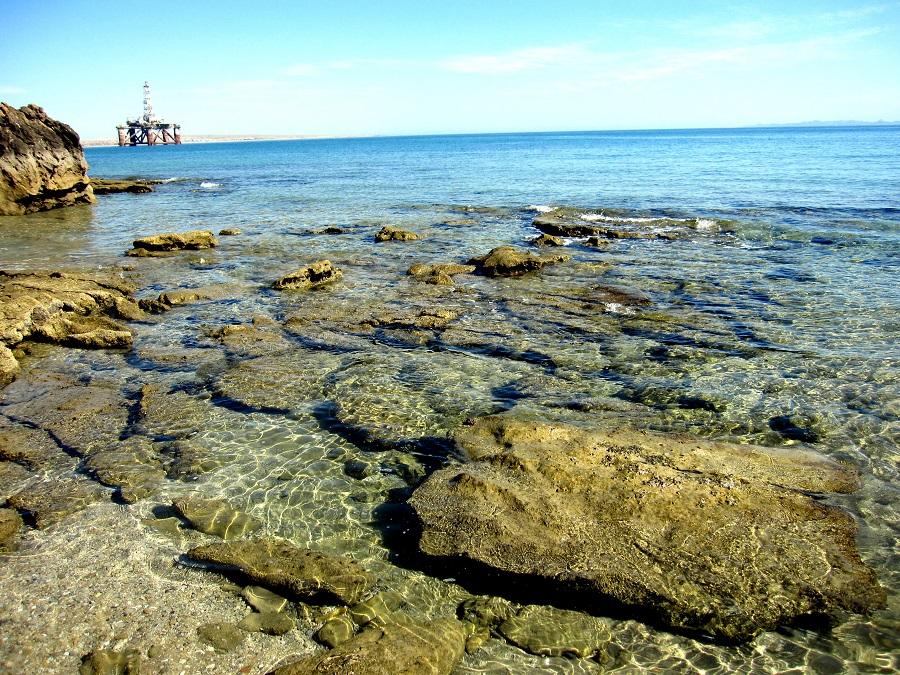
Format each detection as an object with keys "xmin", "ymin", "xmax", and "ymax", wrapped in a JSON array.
[{"xmin": 0, "ymin": 127, "xmax": 898, "ymax": 673}]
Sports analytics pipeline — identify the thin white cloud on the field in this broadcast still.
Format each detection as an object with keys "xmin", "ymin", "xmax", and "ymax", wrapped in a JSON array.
[
  {"xmin": 283, "ymin": 63, "xmax": 319, "ymax": 76},
  {"xmin": 439, "ymin": 45, "xmax": 586, "ymax": 74}
]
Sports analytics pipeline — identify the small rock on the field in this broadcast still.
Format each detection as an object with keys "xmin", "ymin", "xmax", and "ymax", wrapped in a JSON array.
[
  {"xmin": 173, "ymin": 496, "xmax": 261, "ymax": 540},
  {"xmin": 272, "ymin": 260, "xmax": 343, "ymax": 291},
  {"xmin": 242, "ymin": 585, "xmax": 289, "ymax": 613},
  {"xmin": 375, "ymin": 226, "xmax": 420, "ymax": 242},
  {"xmin": 317, "ymin": 226, "xmax": 346, "ymax": 235},
  {"xmin": 78, "ymin": 648, "xmax": 140, "ymax": 675},
  {"xmin": 238, "ymin": 611, "xmax": 295, "ymax": 635},
  {"xmin": 458, "ymin": 596, "xmax": 518, "ymax": 630},
  {"xmin": 344, "ymin": 459, "xmax": 376, "ymax": 480},
  {"xmin": 315, "ymin": 614, "xmax": 356, "ymax": 647},
  {"xmin": 219, "ymin": 228, "xmax": 241, "ymax": 236},
  {"xmin": 141, "ymin": 516, "xmax": 185, "ymax": 539},
  {"xmin": 197, "ymin": 622, "xmax": 246, "ymax": 652},
  {"xmin": 465, "ymin": 627, "xmax": 490, "ymax": 655}
]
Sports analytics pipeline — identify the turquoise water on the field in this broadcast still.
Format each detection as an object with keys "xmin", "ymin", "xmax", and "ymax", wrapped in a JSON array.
[{"xmin": 1, "ymin": 127, "xmax": 898, "ymax": 673}]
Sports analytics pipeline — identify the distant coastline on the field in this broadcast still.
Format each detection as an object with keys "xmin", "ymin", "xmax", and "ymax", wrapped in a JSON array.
[
  {"xmin": 81, "ymin": 122, "xmax": 900, "ymax": 148},
  {"xmin": 81, "ymin": 133, "xmax": 365, "ymax": 148}
]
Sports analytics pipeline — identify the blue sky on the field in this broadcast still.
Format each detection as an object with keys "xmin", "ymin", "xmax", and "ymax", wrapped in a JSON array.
[{"xmin": 2, "ymin": 1, "xmax": 899, "ymax": 138}]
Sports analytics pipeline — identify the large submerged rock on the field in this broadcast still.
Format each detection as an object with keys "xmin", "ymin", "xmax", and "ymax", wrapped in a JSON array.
[
  {"xmin": 409, "ymin": 416, "xmax": 885, "ymax": 642},
  {"xmin": 270, "ymin": 615, "xmax": 467, "ymax": 675},
  {"xmin": 185, "ymin": 539, "xmax": 374, "ymax": 605},
  {"xmin": 0, "ymin": 271, "xmax": 137, "ymax": 386},
  {"xmin": 0, "ymin": 103, "xmax": 94, "ymax": 216}
]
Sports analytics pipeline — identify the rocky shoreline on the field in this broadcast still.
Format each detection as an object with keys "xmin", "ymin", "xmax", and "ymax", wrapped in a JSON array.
[{"xmin": 0, "ymin": 106, "xmax": 893, "ymax": 674}]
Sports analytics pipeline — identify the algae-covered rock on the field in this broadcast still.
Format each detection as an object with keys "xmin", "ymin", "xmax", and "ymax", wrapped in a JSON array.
[
  {"xmin": 238, "ymin": 610, "xmax": 295, "ymax": 635},
  {"xmin": 219, "ymin": 228, "xmax": 241, "ymax": 236},
  {"xmin": 348, "ymin": 591, "xmax": 403, "ymax": 626},
  {"xmin": 407, "ymin": 262, "xmax": 475, "ymax": 285},
  {"xmin": 361, "ymin": 308, "xmax": 458, "ymax": 331},
  {"xmin": 7, "ymin": 477, "xmax": 106, "ymax": 528},
  {"xmin": 78, "ymin": 648, "xmax": 140, "ymax": 675},
  {"xmin": 273, "ymin": 260, "xmax": 343, "ymax": 291},
  {"xmin": 532, "ymin": 215, "xmax": 599, "ymax": 237},
  {"xmin": 127, "ymin": 230, "xmax": 217, "ymax": 255},
  {"xmin": 498, "ymin": 605, "xmax": 611, "ymax": 658},
  {"xmin": 138, "ymin": 289, "xmax": 212, "ymax": 314},
  {"xmin": 467, "ymin": 246, "xmax": 569, "ymax": 277},
  {"xmin": 185, "ymin": 538, "xmax": 374, "ymax": 605},
  {"xmin": 90, "ymin": 178, "xmax": 155, "ymax": 195},
  {"xmin": 530, "ymin": 233, "xmax": 564, "ymax": 247},
  {"xmin": 0, "ymin": 507, "xmax": 23, "ymax": 552},
  {"xmin": 375, "ymin": 226, "xmax": 420, "ymax": 242},
  {"xmin": 410, "ymin": 416, "xmax": 885, "ymax": 642},
  {"xmin": 458, "ymin": 596, "xmax": 518, "ymax": 631},
  {"xmin": 242, "ymin": 585, "xmax": 289, "ymax": 614},
  {"xmin": 173, "ymin": 496, "xmax": 262, "ymax": 540},
  {"xmin": 196, "ymin": 622, "xmax": 246, "ymax": 652},
  {"xmin": 270, "ymin": 615, "xmax": 466, "ymax": 675}
]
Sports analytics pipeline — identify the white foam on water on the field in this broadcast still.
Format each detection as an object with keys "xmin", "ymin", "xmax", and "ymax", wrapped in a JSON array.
[
  {"xmin": 530, "ymin": 205, "xmax": 556, "ymax": 213},
  {"xmin": 200, "ymin": 181, "xmax": 222, "ymax": 188},
  {"xmin": 694, "ymin": 218, "xmax": 718, "ymax": 230},
  {"xmin": 579, "ymin": 212, "xmax": 692, "ymax": 224},
  {"xmin": 160, "ymin": 177, "xmax": 181, "ymax": 183}
]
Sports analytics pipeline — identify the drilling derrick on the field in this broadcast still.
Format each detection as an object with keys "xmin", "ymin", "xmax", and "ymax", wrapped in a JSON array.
[{"xmin": 116, "ymin": 82, "xmax": 181, "ymax": 146}]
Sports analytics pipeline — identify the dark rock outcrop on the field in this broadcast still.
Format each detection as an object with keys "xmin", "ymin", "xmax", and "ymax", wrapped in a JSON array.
[
  {"xmin": 0, "ymin": 507, "xmax": 23, "ymax": 552},
  {"xmin": 0, "ymin": 103, "xmax": 94, "ymax": 216},
  {"xmin": 467, "ymin": 246, "xmax": 569, "ymax": 278},
  {"xmin": 410, "ymin": 416, "xmax": 885, "ymax": 642},
  {"xmin": 273, "ymin": 260, "xmax": 342, "ymax": 291},
  {"xmin": 185, "ymin": 539, "xmax": 373, "ymax": 605},
  {"xmin": 530, "ymin": 233, "xmax": 564, "ymax": 247},
  {"xmin": 0, "ymin": 271, "xmax": 137, "ymax": 386}
]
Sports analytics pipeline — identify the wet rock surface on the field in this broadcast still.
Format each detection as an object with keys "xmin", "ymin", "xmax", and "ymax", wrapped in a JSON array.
[
  {"xmin": 0, "ymin": 271, "xmax": 137, "ymax": 385},
  {"xmin": 375, "ymin": 225, "xmax": 420, "ymax": 242},
  {"xmin": 185, "ymin": 539, "xmax": 374, "ymax": 605},
  {"xmin": 410, "ymin": 416, "xmax": 885, "ymax": 642},
  {"xmin": 467, "ymin": 246, "xmax": 569, "ymax": 277},
  {"xmin": 84, "ymin": 437, "xmax": 166, "ymax": 503},
  {"xmin": 238, "ymin": 610, "xmax": 295, "ymax": 635},
  {"xmin": 126, "ymin": 230, "xmax": 218, "ymax": 256},
  {"xmin": 0, "ymin": 103, "xmax": 94, "ymax": 216},
  {"xmin": 270, "ymin": 615, "xmax": 467, "ymax": 675},
  {"xmin": 272, "ymin": 260, "xmax": 343, "ymax": 291}
]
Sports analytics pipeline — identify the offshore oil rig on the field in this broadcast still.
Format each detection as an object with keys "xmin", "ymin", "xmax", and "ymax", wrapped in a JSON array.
[{"xmin": 116, "ymin": 82, "xmax": 181, "ymax": 146}]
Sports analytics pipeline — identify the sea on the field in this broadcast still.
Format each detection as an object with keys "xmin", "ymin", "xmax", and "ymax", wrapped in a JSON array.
[{"xmin": 0, "ymin": 126, "xmax": 897, "ymax": 673}]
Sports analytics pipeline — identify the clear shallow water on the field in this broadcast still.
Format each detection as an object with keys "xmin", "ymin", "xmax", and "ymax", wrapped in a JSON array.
[{"xmin": 1, "ymin": 127, "xmax": 898, "ymax": 673}]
